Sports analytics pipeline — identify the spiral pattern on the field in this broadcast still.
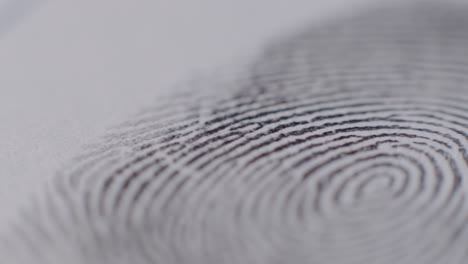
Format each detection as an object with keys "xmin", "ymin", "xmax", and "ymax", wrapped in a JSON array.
[{"xmin": 2, "ymin": 2, "xmax": 468, "ymax": 264}]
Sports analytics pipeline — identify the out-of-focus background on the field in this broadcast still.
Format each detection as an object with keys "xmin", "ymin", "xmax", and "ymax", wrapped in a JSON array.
[{"xmin": 0, "ymin": 0, "xmax": 383, "ymax": 225}]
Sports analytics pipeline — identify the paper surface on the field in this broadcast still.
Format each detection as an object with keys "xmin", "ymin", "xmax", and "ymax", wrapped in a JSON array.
[{"xmin": 0, "ymin": 0, "xmax": 378, "ymax": 226}]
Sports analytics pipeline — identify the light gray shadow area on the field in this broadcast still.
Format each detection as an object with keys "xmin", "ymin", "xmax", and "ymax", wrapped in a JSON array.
[{"xmin": 0, "ymin": 0, "xmax": 42, "ymax": 38}]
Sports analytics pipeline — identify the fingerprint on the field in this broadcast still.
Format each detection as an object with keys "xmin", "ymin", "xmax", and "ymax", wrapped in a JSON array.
[{"xmin": 2, "ymin": 2, "xmax": 468, "ymax": 264}]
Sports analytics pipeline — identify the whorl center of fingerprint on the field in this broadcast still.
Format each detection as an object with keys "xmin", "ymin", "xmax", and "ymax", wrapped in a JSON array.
[{"xmin": 4, "ymin": 3, "xmax": 468, "ymax": 264}]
